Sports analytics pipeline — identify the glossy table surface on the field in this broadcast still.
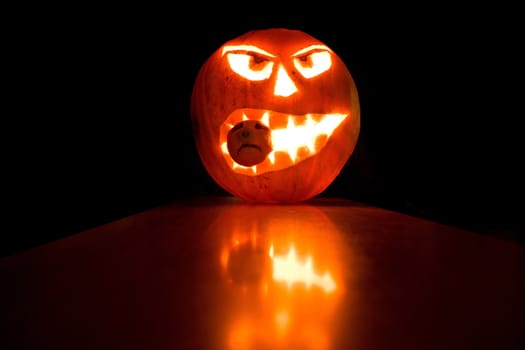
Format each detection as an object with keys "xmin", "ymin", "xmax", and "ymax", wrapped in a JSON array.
[{"xmin": 1, "ymin": 197, "xmax": 524, "ymax": 350}]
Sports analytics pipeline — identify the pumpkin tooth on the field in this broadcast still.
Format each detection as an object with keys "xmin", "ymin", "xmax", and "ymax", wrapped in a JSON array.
[
  {"xmin": 221, "ymin": 108, "xmax": 348, "ymax": 175},
  {"xmin": 268, "ymin": 151, "xmax": 275, "ymax": 165},
  {"xmin": 259, "ymin": 111, "xmax": 270, "ymax": 127},
  {"xmin": 269, "ymin": 113, "xmax": 348, "ymax": 161}
]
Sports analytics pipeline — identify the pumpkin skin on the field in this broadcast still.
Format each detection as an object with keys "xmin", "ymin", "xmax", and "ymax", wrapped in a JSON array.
[{"xmin": 191, "ymin": 28, "xmax": 360, "ymax": 203}]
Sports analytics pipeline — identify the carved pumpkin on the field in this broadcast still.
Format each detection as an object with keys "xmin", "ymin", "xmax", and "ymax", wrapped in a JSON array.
[{"xmin": 191, "ymin": 28, "xmax": 360, "ymax": 203}]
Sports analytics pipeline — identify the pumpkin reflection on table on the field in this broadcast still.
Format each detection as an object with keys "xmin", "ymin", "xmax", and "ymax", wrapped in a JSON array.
[
  {"xmin": 191, "ymin": 28, "xmax": 360, "ymax": 349},
  {"xmin": 200, "ymin": 202, "xmax": 356, "ymax": 350}
]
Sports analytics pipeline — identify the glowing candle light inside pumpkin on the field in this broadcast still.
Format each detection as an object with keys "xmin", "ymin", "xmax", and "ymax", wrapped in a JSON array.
[
  {"xmin": 269, "ymin": 245, "xmax": 336, "ymax": 293},
  {"xmin": 192, "ymin": 28, "xmax": 361, "ymax": 203},
  {"xmin": 269, "ymin": 113, "xmax": 347, "ymax": 164},
  {"xmin": 221, "ymin": 112, "xmax": 348, "ymax": 173},
  {"xmin": 220, "ymin": 41, "xmax": 347, "ymax": 170}
]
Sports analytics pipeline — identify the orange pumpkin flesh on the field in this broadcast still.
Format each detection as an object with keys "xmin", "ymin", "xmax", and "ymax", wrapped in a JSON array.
[{"xmin": 191, "ymin": 28, "xmax": 360, "ymax": 203}]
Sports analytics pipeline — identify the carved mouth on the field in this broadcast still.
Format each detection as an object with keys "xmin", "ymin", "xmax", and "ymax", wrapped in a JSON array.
[
  {"xmin": 220, "ymin": 108, "xmax": 348, "ymax": 176},
  {"xmin": 238, "ymin": 144, "xmax": 261, "ymax": 155}
]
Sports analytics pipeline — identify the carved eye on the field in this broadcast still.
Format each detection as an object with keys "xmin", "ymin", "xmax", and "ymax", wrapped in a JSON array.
[
  {"xmin": 226, "ymin": 53, "xmax": 274, "ymax": 81},
  {"xmin": 293, "ymin": 51, "xmax": 332, "ymax": 78}
]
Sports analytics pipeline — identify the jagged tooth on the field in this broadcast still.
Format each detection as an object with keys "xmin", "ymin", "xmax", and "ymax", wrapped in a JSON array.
[
  {"xmin": 226, "ymin": 111, "xmax": 348, "ymax": 175},
  {"xmin": 290, "ymin": 151, "xmax": 297, "ymax": 163},
  {"xmin": 287, "ymin": 115, "xmax": 295, "ymax": 128},
  {"xmin": 268, "ymin": 151, "xmax": 275, "ymax": 164},
  {"xmin": 260, "ymin": 111, "xmax": 270, "ymax": 127},
  {"xmin": 306, "ymin": 140, "xmax": 316, "ymax": 154}
]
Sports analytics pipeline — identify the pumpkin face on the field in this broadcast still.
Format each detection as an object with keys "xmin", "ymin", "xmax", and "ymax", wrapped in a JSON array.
[{"xmin": 191, "ymin": 28, "xmax": 360, "ymax": 202}]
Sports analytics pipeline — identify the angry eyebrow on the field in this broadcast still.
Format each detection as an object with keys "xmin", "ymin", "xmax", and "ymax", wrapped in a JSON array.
[
  {"xmin": 221, "ymin": 45, "xmax": 276, "ymax": 58},
  {"xmin": 292, "ymin": 44, "xmax": 332, "ymax": 57}
]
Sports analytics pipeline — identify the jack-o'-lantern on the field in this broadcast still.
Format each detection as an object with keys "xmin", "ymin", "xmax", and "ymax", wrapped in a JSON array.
[{"xmin": 191, "ymin": 28, "xmax": 360, "ymax": 203}]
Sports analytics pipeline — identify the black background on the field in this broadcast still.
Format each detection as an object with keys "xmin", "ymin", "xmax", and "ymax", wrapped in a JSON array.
[{"xmin": 4, "ymin": 5, "xmax": 522, "ymax": 257}]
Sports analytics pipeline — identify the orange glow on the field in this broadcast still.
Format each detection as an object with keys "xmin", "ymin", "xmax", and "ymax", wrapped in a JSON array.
[
  {"xmin": 293, "ymin": 45, "xmax": 333, "ymax": 79},
  {"xmin": 222, "ymin": 45, "xmax": 276, "ymax": 82},
  {"xmin": 222, "ymin": 44, "xmax": 333, "ymax": 96},
  {"xmin": 226, "ymin": 52, "xmax": 274, "ymax": 81},
  {"xmin": 228, "ymin": 319, "xmax": 253, "ymax": 350},
  {"xmin": 210, "ymin": 202, "xmax": 353, "ymax": 350},
  {"xmin": 221, "ymin": 109, "xmax": 348, "ymax": 175},
  {"xmin": 222, "ymin": 44, "xmax": 333, "ymax": 83},
  {"xmin": 192, "ymin": 28, "xmax": 360, "ymax": 203},
  {"xmin": 274, "ymin": 64, "xmax": 297, "ymax": 97},
  {"xmin": 270, "ymin": 245, "xmax": 336, "ymax": 293},
  {"xmin": 275, "ymin": 309, "xmax": 290, "ymax": 332},
  {"xmin": 222, "ymin": 45, "xmax": 276, "ymax": 58}
]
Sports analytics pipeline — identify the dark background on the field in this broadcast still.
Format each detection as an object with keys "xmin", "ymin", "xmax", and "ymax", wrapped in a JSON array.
[{"xmin": 4, "ymin": 5, "xmax": 522, "ymax": 257}]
